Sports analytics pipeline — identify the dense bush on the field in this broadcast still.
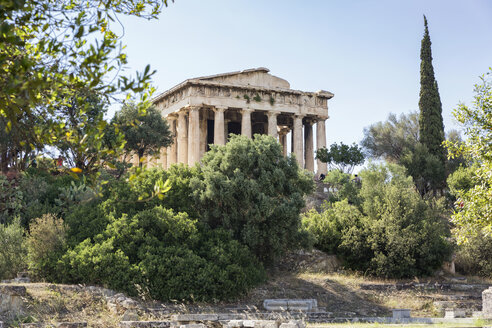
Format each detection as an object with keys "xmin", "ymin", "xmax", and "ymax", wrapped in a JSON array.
[
  {"xmin": 64, "ymin": 206, "xmax": 265, "ymax": 301},
  {"xmin": 302, "ymin": 200, "xmax": 362, "ymax": 254},
  {"xmin": 455, "ymin": 233, "xmax": 492, "ymax": 277},
  {"xmin": 27, "ymin": 214, "xmax": 68, "ymax": 281},
  {"xmin": 101, "ymin": 164, "xmax": 198, "ymax": 219},
  {"xmin": 191, "ymin": 134, "xmax": 314, "ymax": 262},
  {"xmin": 321, "ymin": 170, "xmax": 361, "ymax": 205},
  {"xmin": 303, "ymin": 163, "xmax": 453, "ymax": 278},
  {"xmin": 0, "ymin": 218, "xmax": 26, "ymax": 279}
]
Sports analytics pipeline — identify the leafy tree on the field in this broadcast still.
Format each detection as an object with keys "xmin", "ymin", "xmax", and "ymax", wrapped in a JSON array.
[
  {"xmin": 445, "ymin": 69, "xmax": 492, "ymax": 242},
  {"xmin": 56, "ymin": 90, "xmax": 125, "ymax": 173},
  {"xmin": 112, "ymin": 103, "xmax": 172, "ymax": 167},
  {"xmin": 400, "ymin": 143, "xmax": 446, "ymax": 197},
  {"xmin": 0, "ymin": 0, "xmax": 168, "ymax": 170},
  {"xmin": 191, "ymin": 134, "xmax": 314, "ymax": 263},
  {"xmin": 418, "ymin": 16, "xmax": 446, "ymax": 181},
  {"xmin": 361, "ymin": 112, "xmax": 419, "ymax": 162},
  {"xmin": 316, "ymin": 142, "xmax": 364, "ymax": 174}
]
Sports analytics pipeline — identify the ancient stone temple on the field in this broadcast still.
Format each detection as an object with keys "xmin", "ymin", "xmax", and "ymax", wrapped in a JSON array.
[{"xmin": 152, "ymin": 68, "xmax": 334, "ymax": 174}]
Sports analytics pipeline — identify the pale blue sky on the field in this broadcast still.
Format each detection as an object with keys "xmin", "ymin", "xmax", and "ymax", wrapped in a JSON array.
[{"xmin": 115, "ymin": 0, "xmax": 492, "ymax": 147}]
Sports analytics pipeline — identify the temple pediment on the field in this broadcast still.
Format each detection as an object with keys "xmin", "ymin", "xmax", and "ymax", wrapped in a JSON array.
[{"xmin": 195, "ymin": 67, "xmax": 291, "ymax": 89}]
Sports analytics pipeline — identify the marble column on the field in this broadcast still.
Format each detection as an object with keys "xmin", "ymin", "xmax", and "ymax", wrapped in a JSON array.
[
  {"xmin": 214, "ymin": 106, "xmax": 226, "ymax": 145},
  {"xmin": 267, "ymin": 112, "xmax": 278, "ymax": 140},
  {"xmin": 279, "ymin": 128, "xmax": 289, "ymax": 156},
  {"xmin": 188, "ymin": 106, "xmax": 200, "ymax": 166},
  {"xmin": 304, "ymin": 120, "xmax": 314, "ymax": 172},
  {"xmin": 241, "ymin": 109, "xmax": 253, "ymax": 138},
  {"xmin": 166, "ymin": 116, "xmax": 177, "ymax": 169},
  {"xmin": 177, "ymin": 110, "xmax": 188, "ymax": 165},
  {"xmin": 199, "ymin": 113, "xmax": 207, "ymax": 159},
  {"xmin": 293, "ymin": 115, "xmax": 304, "ymax": 168},
  {"xmin": 316, "ymin": 118, "xmax": 328, "ymax": 175}
]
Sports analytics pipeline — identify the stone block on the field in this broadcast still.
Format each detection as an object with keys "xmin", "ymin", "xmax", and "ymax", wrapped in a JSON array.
[
  {"xmin": 392, "ymin": 309, "xmax": 411, "ymax": 319},
  {"xmin": 218, "ymin": 314, "xmax": 247, "ymax": 321},
  {"xmin": 444, "ymin": 309, "xmax": 466, "ymax": 318},
  {"xmin": 252, "ymin": 320, "xmax": 278, "ymax": 328},
  {"xmin": 171, "ymin": 314, "xmax": 219, "ymax": 322},
  {"xmin": 120, "ymin": 321, "xmax": 171, "ymax": 328},
  {"xmin": 179, "ymin": 325, "xmax": 206, "ymax": 328},
  {"xmin": 263, "ymin": 299, "xmax": 317, "ymax": 312},
  {"xmin": 263, "ymin": 300, "xmax": 288, "ymax": 311},
  {"xmin": 242, "ymin": 320, "xmax": 255, "ymax": 328},
  {"xmin": 483, "ymin": 287, "xmax": 492, "ymax": 318},
  {"xmin": 224, "ymin": 320, "xmax": 243, "ymax": 328}
]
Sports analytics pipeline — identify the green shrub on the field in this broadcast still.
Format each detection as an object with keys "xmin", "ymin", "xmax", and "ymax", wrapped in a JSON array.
[
  {"xmin": 64, "ymin": 201, "xmax": 108, "ymax": 246},
  {"xmin": 64, "ymin": 206, "xmax": 265, "ymax": 301},
  {"xmin": 322, "ymin": 170, "xmax": 360, "ymax": 205},
  {"xmin": 0, "ymin": 175, "xmax": 23, "ymax": 225},
  {"xmin": 101, "ymin": 165, "xmax": 198, "ymax": 218},
  {"xmin": 336, "ymin": 163, "xmax": 452, "ymax": 278},
  {"xmin": 0, "ymin": 218, "xmax": 27, "ymax": 280},
  {"xmin": 455, "ymin": 233, "xmax": 492, "ymax": 277},
  {"xmin": 192, "ymin": 134, "xmax": 314, "ymax": 262},
  {"xmin": 27, "ymin": 214, "xmax": 67, "ymax": 281},
  {"xmin": 302, "ymin": 200, "xmax": 362, "ymax": 254}
]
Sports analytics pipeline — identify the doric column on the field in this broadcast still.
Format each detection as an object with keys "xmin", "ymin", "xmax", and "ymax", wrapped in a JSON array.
[
  {"xmin": 188, "ymin": 106, "xmax": 200, "ymax": 166},
  {"xmin": 199, "ymin": 114, "xmax": 207, "ymax": 159},
  {"xmin": 279, "ymin": 128, "xmax": 289, "ymax": 156},
  {"xmin": 177, "ymin": 110, "xmax": 188, "ymax": 164},
  {"xmin": 304, "ymin": 120, "xmax": 314, "ymax": 172},
  {"xmin": 293, "ymin": 115, "xmax": 304, "ymax": 168},
  {"xmin": 166, "ymin": 116, "xmax": 177, "ymax": 169},
  {"xmin": 316, "ymin": 117, "xmax": 328, "ymax": 175},
  {"xmin": 241, "ymin": 109, "xmax": 253, "ymax": 138},
  {"xmin": 213, "ymin": 106, "xmax": 226, "ymax": 145},
  {"xmin": 267, "ymin": 112, "xmax": 278, "ymax": 140}
]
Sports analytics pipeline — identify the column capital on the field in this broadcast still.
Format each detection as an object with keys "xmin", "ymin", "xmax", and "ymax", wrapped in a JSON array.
[
  {"xmin": 266, "ymin": 111, "xmax": 279, "ymax": 117},
  {"xmin": 294, "ymin": 114, "xmax": 305, "ymax": 119},
  {"xmin": 278, "ymin": 127, "xmax": 290, "ymax": 136},
  {"xmin": 316, "ymin": 116, "xmax": 329, "ymax": 122},
  {"xmin": 241, "ymin": 108, "xmax": 254, "ymax": 114},
  {"xmin": 213, "ymin": 106, "xmax": 227, "ymax": 112},
  {"xmin": 187, "ymin": 106, "xmax": 200, "ymax": 112},
  {"xmin": 166, "ymin": 114, "xmax": 177, "ymax": 121},
  {"xmin": 304, "ymin": 117, "xmax": 316, "ymax": 126}
]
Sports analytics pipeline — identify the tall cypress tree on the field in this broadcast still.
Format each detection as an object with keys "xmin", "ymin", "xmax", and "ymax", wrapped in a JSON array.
[{"xmin": 418, "ymin": 16, "xmax": 446, "ymax": 168}]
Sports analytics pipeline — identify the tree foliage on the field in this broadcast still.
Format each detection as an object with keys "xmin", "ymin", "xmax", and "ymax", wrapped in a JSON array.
[
  {"xmin": 0, "ymin": 0, "xmax": 169, "ymax": 171},
  {"xmin": 56, "ymin": 91, "xmax": 125, "ymax": 173},
  {"xmin": 192, "ymin": 134, "xmax": 314, "ymax": 263},
  {"xmin": 418, "ymin": 16, "xmax": 446, "ymax": 175},
  {"xmin": 112, "ymin": 103, "xmax": 173, "ymax": 166},
  {"xmin": 361, "ymin": 112, "xmax": 419, "ymax": 162},
  {"xmin": 302, "ymin": 163, "xmax": 453, "ymax": 278},
  {"xmin": 445, "ymin": 69, "xmax": 492, "ymax": 242},
  {"xmin": 316, "ymin": 142, "xmax": 365, "ymax": 174}
]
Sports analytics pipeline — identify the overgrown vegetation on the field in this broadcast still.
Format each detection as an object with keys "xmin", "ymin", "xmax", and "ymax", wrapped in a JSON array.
[
  {"xmin": 303, "ymin": 163, "xmax": 453, "ymax": 278},
  {"xmin": 0, "ymin": 135, "xmax": 315, "ymax": 301}
]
